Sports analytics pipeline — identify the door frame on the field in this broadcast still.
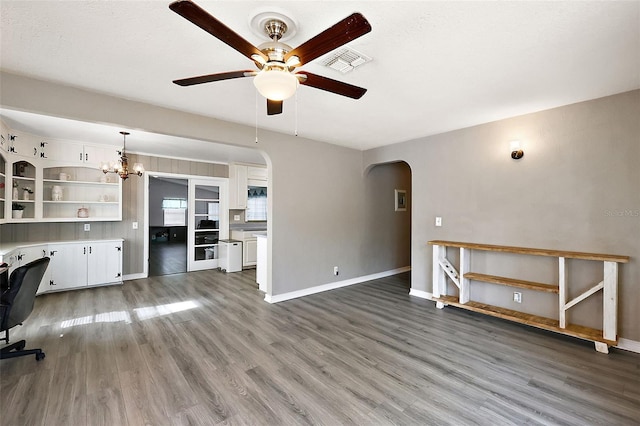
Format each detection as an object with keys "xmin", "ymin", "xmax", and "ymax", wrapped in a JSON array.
[{"xmin": 143, "ymin": 171, "xmax": 228, "ymax": 278}]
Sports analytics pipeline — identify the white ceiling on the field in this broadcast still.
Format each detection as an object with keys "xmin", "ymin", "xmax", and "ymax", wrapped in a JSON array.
[{"xmin": 1, "ymin": 1, "xmax": 639, "ymax": 154}]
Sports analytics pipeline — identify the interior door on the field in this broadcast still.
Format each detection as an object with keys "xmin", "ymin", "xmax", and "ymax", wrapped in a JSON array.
[{"xmin": 188, "ymin": 178, "xmax": 228, "ymax": 271}]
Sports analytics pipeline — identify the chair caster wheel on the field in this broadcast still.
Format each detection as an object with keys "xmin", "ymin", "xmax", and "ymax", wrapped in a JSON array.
[{"xmin": 35, "ymin": 352, "xmax": 45, "ymax": 361}]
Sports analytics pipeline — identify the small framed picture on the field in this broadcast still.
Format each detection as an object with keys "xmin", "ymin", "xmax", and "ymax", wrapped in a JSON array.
[{"xmin": 395, "ymin": 189, "xmax": 407, "ymax": 211}]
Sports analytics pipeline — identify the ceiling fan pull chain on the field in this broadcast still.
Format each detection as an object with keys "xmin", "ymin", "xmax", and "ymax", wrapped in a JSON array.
[
  {"xmin": 294, "ymin": 90, "xmax": 298, "ymax": 137},
  {"xmin": 255, "ymin": 90, "xmax": 259, "ymax": 143}
]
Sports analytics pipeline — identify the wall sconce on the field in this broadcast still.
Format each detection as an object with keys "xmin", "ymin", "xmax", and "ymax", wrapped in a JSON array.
[{"xmin": 510, "ymin": 140, "xmax": 524, "ymax": 160}]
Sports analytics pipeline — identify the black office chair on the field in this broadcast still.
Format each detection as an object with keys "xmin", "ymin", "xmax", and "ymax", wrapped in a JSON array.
[{"xmin": 1, "ymin": 257, "xmax": 50, "ymax": 361}]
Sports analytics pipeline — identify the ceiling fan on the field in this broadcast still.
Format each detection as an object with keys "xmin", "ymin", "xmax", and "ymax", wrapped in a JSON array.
[{"xmin": 169, "ymin": 0, "xmax": 372, "ymax": 115}]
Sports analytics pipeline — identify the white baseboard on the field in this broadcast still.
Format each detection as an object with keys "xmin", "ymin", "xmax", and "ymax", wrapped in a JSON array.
[
  {"xmin": 409, "ymin": 288, "xmax": 433, "ymax": 300},
  {"xmin": 264, "ymin": 266, "xmax": 411, "ymax": 304},
  {"xmin": 123, "ymin": 273, "xmax": 146, "ymax": 281},
  {"xmin": 616, "ymin": 338, "xmax": 640, "ymax": 354}
]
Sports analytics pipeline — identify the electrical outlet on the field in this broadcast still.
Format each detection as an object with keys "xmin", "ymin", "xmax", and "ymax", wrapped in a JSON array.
[
  {"xmin": 132, "ymin": 221, "xmax": 138, "ymax": 230},
  {"xmin": 333, "ymin": 266, "xmax": 339, "ymax": 276},
  {"xmin": 84, "ymin": 224, "xmax": 90, "ymax": 232},
  {"xmin": 435, "ymin": 216, "xmax": 442, "ymax": 227},
  {"xmin": 513, "ymin": 292, "xmax": 522, "ymax": 303},
  {"xmin": 234, "ymin": 215, "xmax": 241, "ymax": 221}
]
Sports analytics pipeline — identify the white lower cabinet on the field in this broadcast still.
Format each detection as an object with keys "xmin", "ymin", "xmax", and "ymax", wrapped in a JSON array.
[
  {"xmin": 2, "ymin": 245, "xmax": 50, "ymax": 293},
  {"xmin": 87, "ymin": 241, "xmax": 122, "ymax": 285},
  {"xmin": 230, "ymin": 230, "xmax": 261, "ymax": 268},
  {"xmin": 46, "ymin": 243, "xmax": 88, "ymax": 291},
  {"xmin": 244, "ymin": 238, "xmax": 258, "ymax": 267},
  {"xmin": 40, "ymin": 239, "xmax": 123, "ymax": 293}
]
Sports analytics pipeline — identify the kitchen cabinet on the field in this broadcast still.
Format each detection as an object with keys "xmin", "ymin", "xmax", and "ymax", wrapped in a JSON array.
[
  {"xmin": 230, "ymin": 230, "xmax": 264, "ymax": 268},
  {"xmin": 1, "ymin": 120, "xmax": 122, "ymax": 223},
  {"xmin": 39, "ymin": 240, "xmax": 123, "ymax": 293},
  {"xmin": 247, "ymin": 165, "xmax": 267, "ymax": 181},
  {"xmin": 244, "ymin": 238, "xmax": 258, "ymax": 267},
  {"xmin": 0, "ymin": 240, "xmax": 123, "ymax": 295},
  {"xmin": 0, "ymin": 244, "xmax": 50, "ymax": 293},
  {"xmin": 228, "ymin": 163, "xmax": 248, "ymax": 209},
  {"xmin": 46, "ymin": 243, "xmax": 88, "ymax": 291},
  {"xmin": 228, "ymin": 163, "xmax": 267, "ymax": 210},
  {"xmin": 41, "ymin": 141, "xmax": 120, "ymax": 169}
]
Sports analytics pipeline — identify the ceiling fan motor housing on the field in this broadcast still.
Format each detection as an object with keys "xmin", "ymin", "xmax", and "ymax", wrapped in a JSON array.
[{"xmin": 264, "ymin": 19, "xmax": 287, "ymax": 41}]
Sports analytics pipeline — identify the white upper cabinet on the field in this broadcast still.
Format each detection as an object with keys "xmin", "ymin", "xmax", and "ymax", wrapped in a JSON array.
[
  {"xmin": 40, "ymin": 140, "xmax": 120, "ymax": 168},
  {"xmin": 229, "ymin": 163, "xmax": 248, "ymax": 210},
  {"xmin": 1, "ymin": 121, "xmax": 122, "ymax": 222},
  {"xmin": 229, "ymin": 163, "xmax": 267, "ymax": 210},
  {"xmin": 247, "ymin": 165, "xmax": 267, "ymax": 181}
]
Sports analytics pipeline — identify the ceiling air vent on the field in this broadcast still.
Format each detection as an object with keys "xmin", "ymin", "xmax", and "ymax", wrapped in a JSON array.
[{"xmin": 319, "ymin": 47, "xmax": 372, "ymax": 74}]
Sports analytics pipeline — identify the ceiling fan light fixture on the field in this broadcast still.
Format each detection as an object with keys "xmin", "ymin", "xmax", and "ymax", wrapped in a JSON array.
[{"xmin": 253, "ymin": 68, "xmax": 298, "ymax": 101}]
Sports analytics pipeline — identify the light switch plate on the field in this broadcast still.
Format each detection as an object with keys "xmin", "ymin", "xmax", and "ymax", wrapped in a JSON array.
[
  {"xmin": 84, "ymin": 224, "xmax": 90, "ymax": 231},
  {"xmin": 435, "ymin": 217, "xmax": 442, "ymax": 227},
  {"xmin": 234, "ymin": 215, "xmax": 241, "ymax": 221},
  {"xmin": 132, "ymin": 222, "xmax": 138, "ymax": 230}
]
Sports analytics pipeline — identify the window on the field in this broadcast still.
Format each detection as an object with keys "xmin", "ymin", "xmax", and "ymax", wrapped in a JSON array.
[
  {"xmin": 246, "ymin": 186, "xmax": 267, "ymax": 221},
  {"xmin": 163, "ymin": 198, "xmax": 187, "ymax": 226}
]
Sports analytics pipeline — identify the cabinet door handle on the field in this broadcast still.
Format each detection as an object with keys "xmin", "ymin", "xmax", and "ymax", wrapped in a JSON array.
[
  {"xmin": 85, "ymin": 153, "xmax": 88, "ymax": 161},
  {"xmin": 49, "ymin": 250, "xmax": 57, "ymax": 256},
  {"xmin": 89, "ymin": 246, "xmax": 92, "ymax": 254},
  {"xmin": 80, "ymin": 152, "xmax": 83, "ymax": 161},
  {"xmin": 84, "ymin": 247, "xmax": 86, "ymax": 255},
  {"xmin": 33, "ymin": 147, "xmax": 38, "ymax": 157}
]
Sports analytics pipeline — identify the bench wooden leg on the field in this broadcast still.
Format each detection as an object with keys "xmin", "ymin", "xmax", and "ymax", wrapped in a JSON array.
[{"xmin": 594, "ymin": 342, "xmax": 609, "ymax": 354}]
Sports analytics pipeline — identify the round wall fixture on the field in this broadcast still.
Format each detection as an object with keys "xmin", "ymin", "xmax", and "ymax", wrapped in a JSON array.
[{"xmin": 249, "ymin": 10, "xmax": 298, "ymax": 42}]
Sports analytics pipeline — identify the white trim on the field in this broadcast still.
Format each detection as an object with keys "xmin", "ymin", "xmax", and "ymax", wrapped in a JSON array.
[
  {"xmin": 616, "ymin": 338, "xmax": 640, "ymax": 354},
  {"xmin": 123, "ymin": 273, "xmax": 146, "ymax": 281},
  {"xmin": 264, "ymin": 266, "xmax": 411, "ymax": 304},
  {"xmin": 409, "ymin": 288, "xmax": 433, "ymax": 299}
]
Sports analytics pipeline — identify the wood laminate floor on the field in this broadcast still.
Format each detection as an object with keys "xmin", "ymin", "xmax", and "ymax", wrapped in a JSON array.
[
  {"xmin": 149, "ymin": 242, "xmax": 187, "ymax": 276},
  {"xmin": 1, "ymin": 271, "xmax": 639, "ymax": 425}
]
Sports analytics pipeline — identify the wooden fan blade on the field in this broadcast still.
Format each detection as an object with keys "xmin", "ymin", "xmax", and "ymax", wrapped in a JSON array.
[
  {"xmin": 173, "ymin": 70, "xmax": 254, "ymax": 86},
  {"xmin": 267, "ymin": 99, "xmax": 283, "ymax": 115},
  {"xmin": 285, "ymin": 13, "xmax": 371, "ymax": 67},
  {"xmin": 297, "ymin": 72, "xmax": 367, "ymax": 99},
  {"xmin": 169, "ymin": 0, "xmax": 267, "ymax": 62}
]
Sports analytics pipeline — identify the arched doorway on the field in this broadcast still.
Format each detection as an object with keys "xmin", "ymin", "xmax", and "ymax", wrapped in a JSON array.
[{"xmin": 363, "ymin": 161, "xmax": 412, "ymax": 279}]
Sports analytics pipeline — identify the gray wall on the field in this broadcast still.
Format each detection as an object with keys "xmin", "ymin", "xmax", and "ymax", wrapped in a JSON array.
[
  {"xmin": 3, "ymin": 71, "xmax": 636, "ymax": 342},
  {"xmin": 364, "ymin": 90, "xmax": 640, "ymax": 341},
  {"xmin": 0, "ymin": 72, "xmax": 410, "ymax": 298}
]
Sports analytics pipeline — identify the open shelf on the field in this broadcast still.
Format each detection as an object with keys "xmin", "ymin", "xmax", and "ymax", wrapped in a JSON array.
[
  {"xmin": 429, "ymin": 240, "xmax": 628, "ymax": 353},
  {"xmin": 464, "ymin": 272, "xmax": 559, "ymax": 293},
  {"xmin": 433, "ymin": 295, "xmax": 616, "ymax": 345}
]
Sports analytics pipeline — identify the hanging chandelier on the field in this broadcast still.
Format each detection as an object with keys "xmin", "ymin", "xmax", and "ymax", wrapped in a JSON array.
[{"xmin": 101, "ymin": 131, "xmax": 144, "ymax": 180}]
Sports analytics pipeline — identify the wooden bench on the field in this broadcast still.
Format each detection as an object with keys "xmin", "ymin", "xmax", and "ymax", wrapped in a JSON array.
[{"xmin": 428, "ymin": 240, "xmax": 629, "ymax": 353}]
